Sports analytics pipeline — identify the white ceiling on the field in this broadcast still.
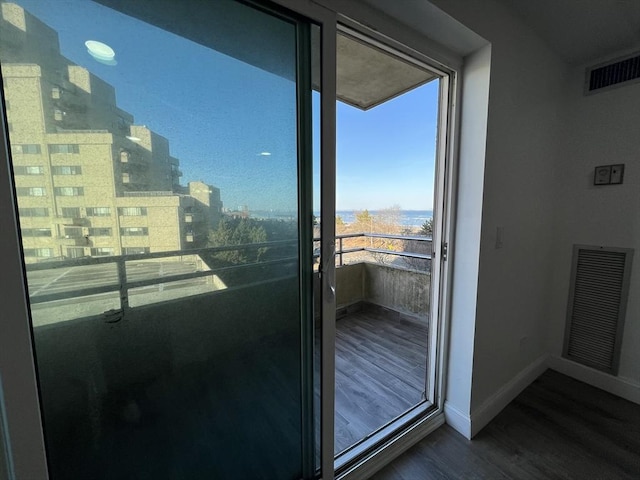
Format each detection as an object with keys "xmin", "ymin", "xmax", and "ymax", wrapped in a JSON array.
[
  {"xmin": 362, "ymin": 0, "xmax": 640, "ymax": 66},
  {"xmin": 503, "ymin": 0, "xmax": 640, "ymax": 65}
]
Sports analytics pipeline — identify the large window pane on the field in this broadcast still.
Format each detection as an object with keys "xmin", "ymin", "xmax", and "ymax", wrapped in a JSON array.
[{"xmin": 1, "ymin": 0, "xmax": 310, "ymax": 478}]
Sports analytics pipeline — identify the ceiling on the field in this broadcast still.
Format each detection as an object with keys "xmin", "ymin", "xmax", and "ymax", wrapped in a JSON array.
[
  {"xmin": 336, "ymin": 33, "xmax": 437, "ymax": 110},
  {"xmin": 504, "ymin": 0, "xmax": 640, "ymax": 65},
  {"xmin": 362, "ymin": 0, "xmax": 640, "ymax": 66}
]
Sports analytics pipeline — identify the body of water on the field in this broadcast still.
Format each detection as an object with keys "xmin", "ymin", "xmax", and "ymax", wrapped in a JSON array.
[
  {"xmin": 336, "ymin": 210, "xmax": 432, "ymax": 229},
  {"xmin": 251, "ymin": 210, "xmax": 433, "ymax": 229}
]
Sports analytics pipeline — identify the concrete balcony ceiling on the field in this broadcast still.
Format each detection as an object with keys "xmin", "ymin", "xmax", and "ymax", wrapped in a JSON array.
[{"xmin": 334, "ymin": 33, "xmax": 438, "ymax": 110}]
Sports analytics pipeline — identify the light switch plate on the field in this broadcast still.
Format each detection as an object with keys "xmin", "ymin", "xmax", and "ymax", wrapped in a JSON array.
[{"xmin": 610, "ymin": 164, "xmax": 625, "ymax": 184}]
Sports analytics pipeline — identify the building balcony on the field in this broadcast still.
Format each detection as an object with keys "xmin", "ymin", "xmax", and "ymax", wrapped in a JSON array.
[
  {"xmin": 119, "ymin": 151, "xmax": 149, "ymax": 166},
  {"xmin": 56, "ymin": 236, "xmax": 89, "ymax": 247},
  {"xmin": 22, "ymin": 232, "xmax": 431, "ymax": 474},
  {"xmin": 54, "ymin": 215, "xmax": 90, "ymax": 227}
]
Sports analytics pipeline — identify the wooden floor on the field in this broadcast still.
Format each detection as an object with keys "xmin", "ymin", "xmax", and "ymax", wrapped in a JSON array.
[
  {"xmin": 334, "ymin": 306, "xmax": 428, "ymax": 454},
  {"xmin": 372, "ymin": 370, "xmax": 640, "ymax": 479}
]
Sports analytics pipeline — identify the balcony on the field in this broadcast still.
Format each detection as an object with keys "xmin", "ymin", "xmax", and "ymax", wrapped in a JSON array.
[
  {"xmin": 56, "ymin": 236, "xmax": 88, "ymax": 247},
  {"xmin": 54, "ymin": 215, "xmax": 90, "ymax": 227},
  {"xmin": 23, "ymin": 233, "xmax": 430, "ymax": 477}
]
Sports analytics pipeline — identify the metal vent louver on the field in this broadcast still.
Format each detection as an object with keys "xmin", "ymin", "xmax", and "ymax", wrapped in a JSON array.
[
  {"xmin": 563, "ymin": 245, "xmax": 633, "ymax": 374},
  {"xmin": 586, "ymin": 53, "xmax": 640, "ymax": 93}
]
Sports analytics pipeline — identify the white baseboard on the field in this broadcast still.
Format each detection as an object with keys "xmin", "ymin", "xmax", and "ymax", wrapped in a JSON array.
[
  {"xmin": 548, "ymin": 355, "xmax": 640, "ymax": 405},
  {"xmin": 470, "ymin": 354, "xmax": 548, "ymax": 438},
  {"xmin": 444, "ymin": 401, "xmax": 471, "ymax": 439}
]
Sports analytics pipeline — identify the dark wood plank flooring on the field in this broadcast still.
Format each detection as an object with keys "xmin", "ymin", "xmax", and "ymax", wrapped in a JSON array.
[
  {"xmin": 334, "ymin": 307, "xmax": 428, "ymax": 454},
  {"xmin": 372, "ymin": 369, "xmax": 640, "ymax": 479}
]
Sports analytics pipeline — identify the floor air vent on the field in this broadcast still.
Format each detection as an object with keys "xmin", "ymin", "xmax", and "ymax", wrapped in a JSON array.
[
  {"xmin": 586, "ymin": 53, "xmax": 640, "ymax": 94},
  {"xmin": 563, "ymin": 245, "xmax": 633, "ymax": 374}
]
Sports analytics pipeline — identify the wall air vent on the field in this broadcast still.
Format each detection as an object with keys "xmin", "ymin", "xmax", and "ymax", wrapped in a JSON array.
[
  {"xmin": 586, "ymin": 52, "xmax": 640, "ymax": 94},
  {"xmin": 563, "ymin": 245, "xmax": 633, "ymax": 374}
]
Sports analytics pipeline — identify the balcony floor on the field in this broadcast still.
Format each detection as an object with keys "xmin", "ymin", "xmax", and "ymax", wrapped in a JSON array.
[{"xmin": 334, "ymin": 305, "xmax": 428, "ymax": 454}]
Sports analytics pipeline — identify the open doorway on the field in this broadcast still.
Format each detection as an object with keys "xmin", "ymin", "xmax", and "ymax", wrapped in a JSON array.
[{"xmin": 333, "ymin": 29, "xmax": 443, "ymax": 458}]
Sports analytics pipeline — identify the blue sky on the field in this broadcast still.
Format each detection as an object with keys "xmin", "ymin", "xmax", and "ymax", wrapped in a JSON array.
[{"xmin": 13, "ymin": 0, "xmax": 438, "ymax": 211}]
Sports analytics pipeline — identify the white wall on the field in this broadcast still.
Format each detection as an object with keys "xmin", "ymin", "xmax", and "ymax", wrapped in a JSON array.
[
  {"xmin": 429, "ymin": 0, "xmax": 569, "ymax": 436},
  {"xmin": 547, "ymin": 64, "xmax": 640, "ymax": 401},
  {"xmin": 431, "ymin": 0, "xmax": 640, "ymax": 435},
  {"xmin": 443, "ymin": 44, "xmax": 490, "ymax": 438}
]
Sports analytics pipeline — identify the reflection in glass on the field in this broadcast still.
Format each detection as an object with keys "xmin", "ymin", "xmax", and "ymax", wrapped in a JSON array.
[{"xmin": 1, "ymin": 0, "xmax": 310, "ymax": 477}]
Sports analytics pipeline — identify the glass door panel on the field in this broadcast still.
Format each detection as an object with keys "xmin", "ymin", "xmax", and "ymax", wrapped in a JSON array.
[
  {"xmin": 334, "ymin": 29, "xmax": 440, "ymax": 456},
  {"xmin": 1, "ymin": 0, "xmax": 314, "ymax": 478}
]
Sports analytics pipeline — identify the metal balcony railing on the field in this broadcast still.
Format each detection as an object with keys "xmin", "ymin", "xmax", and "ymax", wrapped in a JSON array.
[
  {"xmin": 25, "ymin": 233, "xmax": 431, "ymax": 313},
  {"xmin": 314, "ymin": 232, "xmax": 432, "ymax": 266},
  {"xmin": 25, "ymin": 240, "xmax": 297, "ymax": 309}
]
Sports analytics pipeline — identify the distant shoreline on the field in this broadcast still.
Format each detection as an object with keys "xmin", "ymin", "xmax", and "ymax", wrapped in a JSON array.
[
  {"xmin": 248, "ymin": 209, "xmax": 434, "ymax": 229},
  {"xmin": 335, "ymin": 210, "xmax": 433, "ymax": 229}
]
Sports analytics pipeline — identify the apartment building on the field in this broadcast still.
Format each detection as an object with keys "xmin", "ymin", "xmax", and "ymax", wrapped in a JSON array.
[{"xmin": 1, "ymin": 2, "xmax": 221, "ymax": 262}]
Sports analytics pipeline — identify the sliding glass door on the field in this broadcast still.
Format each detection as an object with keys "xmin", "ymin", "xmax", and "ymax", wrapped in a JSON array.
[
  {"xmin": 1, "ymin": 0, "xmax": 316, "ymax": 477},
  {"xmin": 1, "ymin": 1, "xmax": 454, "ymax": 479}
]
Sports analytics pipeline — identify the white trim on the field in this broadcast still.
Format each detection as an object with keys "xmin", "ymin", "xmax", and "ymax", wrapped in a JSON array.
[
  {"xmin": 443, "ymin": 401, "xmax": 471, "ymax": 439},
  {"xmin": 548, "ymin": 355, "xmax": 640, "ymax": 405},
  {"xmin": 470, "ymin": 354, "xmax": 549, "ymax": 438},
  {"xmin": 337, "ymin": 412, "xmax": 445, "ymax": 480},
  {"xmin": 319, "ymin": 19, "xmax": 338, "ymax": 480}
]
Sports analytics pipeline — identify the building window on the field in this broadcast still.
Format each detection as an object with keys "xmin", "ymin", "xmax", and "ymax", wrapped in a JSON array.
[
  {"xmin": 51, "ymin": 86, "xmax": 61, "ymax": 99},
  {"xmin": 52, "ymin": 165, "xmax": 82, "ymax": 175},
  {"xmin": 16, "ymin": 187, "xmax": 46, "ymax": 196},
  {"xmin": 12, "ymin": 144, "xmax": 42, "ymax": 154},
  {"xmin": 63, "ymin": 227, "xmax": 83, "ymax": 238},
  {"xmin": 88, "ymin": 227, "xmax": 112, "ymax": 237},
  {"xmin": 23, "ymin": 248, "xmax": 54, "ymax": 258},
  {"xmin": 66, "ymin": 247, "xmax": 85, "ymax": 258},
  {"xmin": 117, "ymin": 116, "xmax": 130, "ymax": 132},
  {"xmin": 54, "ymin": 109, "xmax": 64, "ymax": 121},
  {"xmin": 14, "ymin": 165, "xmax": 44, "ymax": 175},
  {"xmin": 123, "ymin": 247, "xmax": 150, "ymax": 255},
  {"xmin": 120, "ymin": 227, "xmax": 148, "ymax": 236},
  {"xmin": 19, "ymin": 207, "xmax": 49, "ymax": 217},
  {"xmin": 90, "ymin": 247, "xmax": 113, "ymax": 257},
  {"xmin": 49, "ymin": 144, "xmax": 80, "ymax": 154},
  {"xmin": 86, "ymin": 207, "xmax": 111, "ymax": 217},
  {"xmin": 54, "ymin": 187, "xmax": 84, "ymax": 196},
  {"xmin": 61, "ymin": 207, "xmax": 81, "ymax": 218},
  {"xmin": 21, "ymin": 228, "xmax": 52, "ymax": 237},
  {"xmin": 118, "ymin": 207, "xmax": 147, "ymax": 216},
  {"xmin": 120, "ymin": 150, "xmax": 130, "ymax": 162}
]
